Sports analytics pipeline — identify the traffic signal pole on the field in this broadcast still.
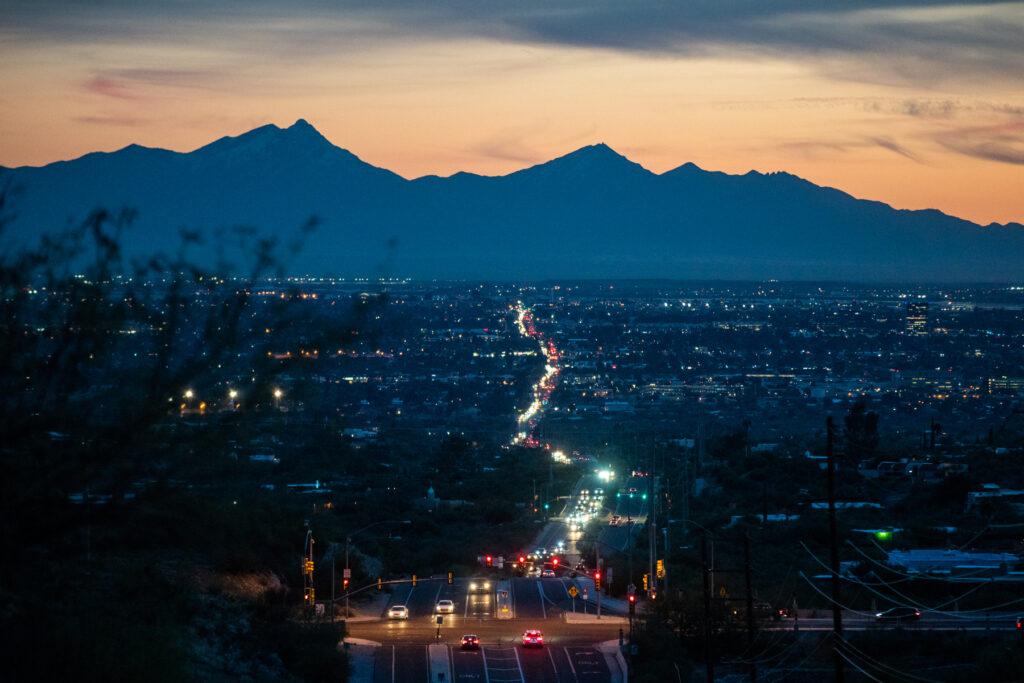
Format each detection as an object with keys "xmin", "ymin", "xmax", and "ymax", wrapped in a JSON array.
[
  {"xmin": 702, "ymin": 532, "xmax": 714, "ymax": 683},
  {"xmin": 826, "ymin": 417, "xmax": 845, "ymax": 683}
]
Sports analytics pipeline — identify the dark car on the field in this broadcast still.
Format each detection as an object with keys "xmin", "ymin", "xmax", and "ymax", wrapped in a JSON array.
[
  {"xmin": 461, "ymin": 634, "xmax": 481, "ymax": 650},
  {"xmin": 875, "ymin": 607, "xmax": 921, "ymax": 622}
]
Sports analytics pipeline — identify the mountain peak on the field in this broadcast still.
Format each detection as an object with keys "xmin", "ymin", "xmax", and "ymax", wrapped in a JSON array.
[
  {"xmin": 513, "ymin": 141, "xmax": 652, "ymax": 180},
  {"xmin": 190, "ymin": 118, "xmax": 335, "ymax": 159}
]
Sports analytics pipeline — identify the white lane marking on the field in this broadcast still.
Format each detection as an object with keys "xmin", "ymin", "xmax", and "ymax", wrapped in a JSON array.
[
  {"xmin": 481, "ymin": 646, "xmax": 491, "ymax": 683},
  {"xmin": 547, "ymin": 646, "xmax": 562, "ymax": 683},
  {"xmin": 509, "ymin": 578, "xmax": 517, "ymax": 619},
  {"xmin": 464, "ymin": 583, "xmax": 471, "ymax": 618},
  {"xmin": 434, "ymin": 582, "xmax": 443, "ymax": 610},
  {"xmin": 512, "ymin": 647, "xmax": 526, "ymax": 683},
  {"xmin": 536, "ymin": 580, "xmax": 547, "ymax": 619},
  {"xmin": 563, "ymin": 647, "xmax": 578, "ymax": 682},
  {"xmin": 391, "ymin": 645, "xmax": 396, "ymax": 683},
  {"xmin": 424, "ymin": 645, "xmax": 430, "ymax": 683}
]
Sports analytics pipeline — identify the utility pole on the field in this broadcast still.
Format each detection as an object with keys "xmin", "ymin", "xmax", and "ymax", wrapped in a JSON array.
[
  {"xmin": 826, "ymin": 417, "xmax": 844, "ymax": 683},
  {"xmin": 345, "ymin": 536, "xmax": 351, "ymax": 620},
  {"xmin": 701, "ymin": 532, "xmax": 714, "ymax": 683},
  {"xmin": 744, "ymin": 534, "xmax": 757, "ymax": 683},
  {"xmin": 649, "ymin": 446, "xmax": 657, "ymax": 596}
]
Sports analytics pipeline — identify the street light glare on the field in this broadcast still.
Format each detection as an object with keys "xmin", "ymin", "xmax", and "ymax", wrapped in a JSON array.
[
  {"xmin": 273, "ymin": 388, "xmax": 283, "ymax": 399},
  {"xmin": 184, "ymin": 389, "xmax": 194, "ymax": 399}
]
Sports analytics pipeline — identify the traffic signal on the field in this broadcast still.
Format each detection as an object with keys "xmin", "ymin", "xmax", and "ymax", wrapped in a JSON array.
[
  {"xmin": 377, "ymin": 577, "xmax": 383, "ymax": 591},
  {"xmin": 552, "ymin": 557, "xmax": 559, "ymax": 567},
  {"xmin": 518, "ymin": 555, "xmax": 526, "ymax": 565},
  {"xmin": 342, "ymin": 578, "xmax": 350, "ymax": 591},
  {"xmin": 628, "ymin": 592, "xmax": 636, "ymax": 616},
  {"xmin": 594, "ymin": 571, "xmax": 601, "ymax": 589},
  {"xmin": 642, "ymin": 573, "xmax": 649, "ymax": 592},
  {"xmin": 485, "ymin": 555, "xmax": 493, "ymax": 567},
  {"xmin": 412, "ymin": 574, "xmax": 417, "ymax": 587},
  {"xmin": 448, "ymin": 571, "xmax": 454, "ymax": 585}
]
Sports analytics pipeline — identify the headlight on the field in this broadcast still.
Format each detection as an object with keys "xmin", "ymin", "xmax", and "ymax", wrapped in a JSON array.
[{"xmin": 470, "ymin": 582, "xmax": 477, "ymax": 590}]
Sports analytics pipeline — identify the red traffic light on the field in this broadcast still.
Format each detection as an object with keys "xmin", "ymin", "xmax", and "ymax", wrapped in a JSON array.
[
  {"xmin": 343, "ymin": 578, "xmax": 350, "ymax": 589},
  {"xmin": 518, "ymin": 555, "xmax": 526, "ymax": 564},
  {"xmin": 628, "ymin": 594, "xmax": 636, "ymax": 604},
  {"xmin": 552, "ymin": 557, "xmax": 559, "ymax": 566},
  {"xmin": 485, "ymin": 555, "xmax": 493, "ymax": 566}
]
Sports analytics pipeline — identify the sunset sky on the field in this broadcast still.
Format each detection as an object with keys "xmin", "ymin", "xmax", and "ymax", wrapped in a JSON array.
[{"xmin": 2, "ymin": 1, "xmax": 1022, "ymax": 224}]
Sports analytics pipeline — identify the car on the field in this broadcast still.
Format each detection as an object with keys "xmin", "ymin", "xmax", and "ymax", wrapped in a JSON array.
[
  {"xmin": 541, "ymin": 569, "xmax": 556, "ymax": 578},
  {"xmin": 522, "ymin": 629, "xmax": 544, "ymax": 648},
  {"xmin": 388, "ymin": 605, "xmax": 409, "ymax": 620},
  {"xmin": 436, "ymin": 599, "xmax": 455, "ymax": 614},
  {"xmin": 1016, "ymin": 616, "xmax": 1022, "ymax": 631},
  {"xmin": 875, "ymin": 607, "xmax": 921, "ymax": 622},
  {"xmin": 461, "ymin": 634, "xmax": 481, "ymax": 650},
  {"xmin": 468, "ymin": 578, "xmax": 492, "ymax": 593}
]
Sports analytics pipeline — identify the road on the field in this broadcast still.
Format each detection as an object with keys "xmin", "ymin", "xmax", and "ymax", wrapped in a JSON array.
[
  {"xmin": 349, "ymin": 576, "xmax": 623, "ymax": 682},
  {"xmin": 596, "ymin": 476, "xmax": 648, "ymax": 553},
  {"xmin": 764, "ymin": 611, "xmax": 1024, "ymax": 632}
]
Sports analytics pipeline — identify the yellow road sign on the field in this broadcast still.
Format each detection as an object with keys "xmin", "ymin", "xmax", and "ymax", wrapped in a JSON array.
[{"xmin": 567, "ymin": 585, "xmax": 579, "ymax": 598}]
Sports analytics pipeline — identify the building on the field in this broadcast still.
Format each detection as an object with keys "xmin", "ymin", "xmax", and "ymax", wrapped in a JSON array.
[
  {"xmin": 905, "ymin": 301, "xmax": 929, "ymax": 335},
  {"xmin": 887, "ymin": 549, "xmax": 1020, "ymax": 576}
]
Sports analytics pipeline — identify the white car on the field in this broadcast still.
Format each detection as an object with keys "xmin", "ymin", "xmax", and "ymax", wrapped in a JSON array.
[
  {"xmin": 388, "ymin": 605, "xmax": 409, "ymax": 620},
  {"xmin": 541, "ymin": 569, "xmax": 556, "ymax": 578},
  {"xmin": 436, "ymin": 599, "xmax": 455, "ymax": 614}
]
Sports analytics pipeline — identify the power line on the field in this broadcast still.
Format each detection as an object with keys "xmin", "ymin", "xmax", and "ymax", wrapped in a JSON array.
[
  {"xmin": 837, "ymin": 637, "xmax": 935, "ymax": 683},
  {"xmin": 802, "ymin": 541, "xmax": 991, "ymax": 612},
  {"xmin": 834, "ymin": 648, "xmax": 883, "ymax": 682}
]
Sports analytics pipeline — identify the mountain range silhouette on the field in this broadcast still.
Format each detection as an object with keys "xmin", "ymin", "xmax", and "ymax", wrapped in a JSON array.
[{"xmin": 2, "ymin": 119, "xmax": 1022, "ymax": 281}]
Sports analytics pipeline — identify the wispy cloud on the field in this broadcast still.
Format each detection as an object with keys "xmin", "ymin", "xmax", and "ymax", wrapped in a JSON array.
[
  {"xmin": 8, "ymin": 1, "xmax": 1024, "ymax": 88},
  {"xmin": 73, "ymin": 115, "xmax": 149, "ymax": 127},
  {"xmin": 83, "ymin": 76, "xmax": 140, "ymax": 100},
  {"xmin": 776, "ymin": 135, "xmax": 925, "ymax": 163},
  {"xmin": 935, "ymin": 122, "xmax": 1024, "ymax": 165}
]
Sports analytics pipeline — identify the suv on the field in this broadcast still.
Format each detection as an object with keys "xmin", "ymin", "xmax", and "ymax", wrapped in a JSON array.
[
  {"xmin": 468, "ymin": 578, "xmax": 492, "ymax": 593},
  {"xmin": 388, "ymin": 605, "xmax": 409, "ymax": 620},
  {"xmin": 436, "ymin": 599, "xmax": 455, "ymax": 614}
]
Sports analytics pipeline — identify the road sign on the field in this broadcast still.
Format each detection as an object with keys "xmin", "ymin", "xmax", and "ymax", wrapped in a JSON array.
[
  {"xmin": 343, "ymin": 568, "xmax": 351, "ymax": 579},
  {"xmin": 582, "ymin": 588, "xmax": 589, "ymax": 601},
  {"xmin": 567, "ymin": 585, "xmax": 579, "ymax": 598},
  {"xmin": 436, "ymin": 615, "xmax": 444, "ymax": 625}
]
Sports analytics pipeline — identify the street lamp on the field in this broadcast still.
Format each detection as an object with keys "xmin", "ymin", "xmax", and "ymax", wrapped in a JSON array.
[
  {"xmin": 184, "ymin": 388, "xmax": 194, "ymax": 400},
  {"xmin": 342, "ymin": 520, "xmax": 412, "ymax": 619}
]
